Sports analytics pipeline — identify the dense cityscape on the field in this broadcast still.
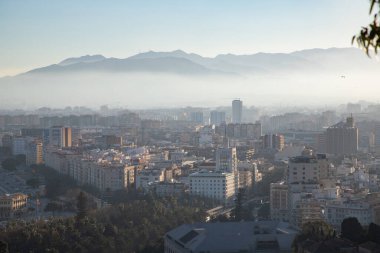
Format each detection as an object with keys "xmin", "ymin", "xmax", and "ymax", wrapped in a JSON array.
[
  {"xmin": 1, "ymin": 100, "xmax": 380, "ymax": 252},
  {"xmin": 2, "ymin": 0, "xmax": 380, "ymax": 252}
]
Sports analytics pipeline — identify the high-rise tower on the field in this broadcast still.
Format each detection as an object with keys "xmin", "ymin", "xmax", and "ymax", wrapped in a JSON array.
[{"xmin": 232, "ymin": 99, "xmax": 242, "ymax": 123}]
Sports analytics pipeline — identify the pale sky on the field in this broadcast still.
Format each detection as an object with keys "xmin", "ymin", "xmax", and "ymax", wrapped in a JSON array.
[{"xmin": 0, "ymin": 0, "xmax": 373, "ymax": 77}]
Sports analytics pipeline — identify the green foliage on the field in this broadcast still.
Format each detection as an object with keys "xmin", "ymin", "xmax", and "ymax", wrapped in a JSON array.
[
  {"xmin": 26, "ymin": 178, "xmax": 40, "ymax": 188},
  {"xmin": 341, "ymin": 217, "xmax": 366, "ymax": 243},
  {"xmin": 81, "ymin": 184, "xmax": 101, "ymax": 198},
  {"xmin": 0, "ymin": 147, "xmax": 11, "ymax": 157},
  {"xmin": 44, "ymin": 202, "xmax": 64, "ymax": 212},
  {"xmin": 76, "ymin": 191, "xmax": 88, "ymax": 221},
  {"xmin": 294, "ymin": 218, "xmax": 380, "ymax": 251},
  {"xmin": 1, "ymin": 155, "xmax": 26, "ymax": 170},
  {"xmin": 34, "ymin": 166, "xmax": 77, "ymax": 198},
  {"xmin": 0, "ymin": 240, "xmax": 8, "ymax": 253},
  {"xmin": 353, "ymin": 0, "xmax": 380, "ymax": 55},
  {"xmin": 292, "ymin": 221, "xmax": 336, "ymax": 252},
  {"xmin": 368, "ymin": 222, "xmax": 380, "ymax": 244},
  {"xmin": 0, "ymin": 196, "xmax": 208, "ymax": 253},
  {"xmin": 257, "ymin": 202, "xmax": 270, "ymax": 219},
  {"xmin": 1, "ymin": 158, "xmax": 17, "ymax": 171},
  {"xmin": 212, "ymin": 214, "xmax": 230, "ymax": 222},
  {"xmin": 232, "ymin": 188, "xmax": 244, "ymax": 221},
  {"xmin": 231, "ymin": 188, "xmax": 251, "ymax": 221},
  {"xmin": 14, "ymin": 154, "xmax": 26, "ymax": 165}
]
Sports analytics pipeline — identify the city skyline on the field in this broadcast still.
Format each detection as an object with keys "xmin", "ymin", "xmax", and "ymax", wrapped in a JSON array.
[{"xmin": 2, "ymin": 1, "xmax": 380, "ymax": 252}]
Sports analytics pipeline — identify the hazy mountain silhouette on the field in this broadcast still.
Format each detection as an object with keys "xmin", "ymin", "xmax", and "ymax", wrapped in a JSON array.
[
  {"xmin": 290, "ymin": 47, "xmax": 379, "ymax": 72},
  {"xmin": 58, "ymin": 55, "xmax": 107, "ymax": 66},
  {"xmin": 16, "ymin": 47, "xmax": 379, "ymax": 77},
  {"xmin": 28, "ymin": 57, "xmax": 224, "ymax": 75},
  {"xmin": 1, "ymin": 47, "xmax": 379, "ymax": 109}
]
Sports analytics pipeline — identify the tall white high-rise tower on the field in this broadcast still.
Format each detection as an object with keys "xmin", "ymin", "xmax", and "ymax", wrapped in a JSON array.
[{"xmin": 232, "ymin": 99, "xmax": 242, "ymax": 123}]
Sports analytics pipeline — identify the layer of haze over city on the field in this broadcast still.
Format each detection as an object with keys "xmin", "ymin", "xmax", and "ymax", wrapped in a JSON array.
[{"xmin": 1, "ymin": 0, "xmax": 379, "ymax": 109}]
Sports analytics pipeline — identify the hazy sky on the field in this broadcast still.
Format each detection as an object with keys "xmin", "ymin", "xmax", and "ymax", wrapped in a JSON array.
[{"xmin": 0, "ymin": 0, "xmax": 372, "ymax": 77}]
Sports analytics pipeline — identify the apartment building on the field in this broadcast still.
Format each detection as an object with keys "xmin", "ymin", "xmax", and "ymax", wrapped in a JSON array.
[
  {"xmin": 324, "ymin": 200, "xmax": 373, "ymax": 230},
  {"xmin": 270, "ymin": 182, "xmax": 289, "ymax": 222},
  {"xmin": 237, "ymin": 161, "xmax": 254, "ymax": 189},
  {"xmin": 135, "ymin": 168, "xmax": 166, "ymax": 191},
  {"xmin": 292, "ymin": 197, "xmax": 324, "ymax": 228},
  {"xmin": 326, "ymin": 116, "xmax": 358, "ymax": 155},
  {"xmin": 26, "ymin": 139, "xmax": 43, "ymax": 166},
  {"xmin": 189, "ymin": 171, "xmax": 235, "ymax": 203},
  {"xmin": 0, "ymin": 193, "xmax": 28, "ymax": 219}
]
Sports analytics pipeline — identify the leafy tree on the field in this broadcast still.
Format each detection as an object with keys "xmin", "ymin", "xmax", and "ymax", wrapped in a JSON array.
[
  {"xmin": 292, "ymin": 221, "xmax": 335, "ymax": 252},
  {"xmin": 14, "ymin": 154, "xmax": 26, "ymax": 166},
  {"xmin": 353, "ymin": 0, "xmax": 380, "ymax": 55},
  {"xmin": 1, "ymin": 158, "xmax": 17, "ymax": 171},
  {"xmin": 368, "ymin": 222, "xmax": 380, "ymax": 244},
  {"xmin": 81, "ymin": 184, "xmax": 101, "ymax": 198},
  {"xmin": 26, "ymin": 178, "xmax": 40, "ymax": 188},
  {"xmin": 37, "ymin": 166, "xmax": 77, "ymax": 198},
  {"xmin": 103, "ymin": 223, "xmax": 118, "ymax": 237},
  {"xmin": 232, "ymin": 188, "xmax": 245, "ymax": 221},
  {"xmin": 0, "ymin": 147, "xmax": 11, "ymax": 157},
  {"xmin": 0, "ymin": 195, "xmax": 209, "ymax": 252},
  {"xmin": 341, "ymin": 217, "xmax": 366, "ymax": 243},
  {"xmin": 76, "ymin": 191, "xmax": 88, "ymax": 221},
  {"xmin": 0, "ymin": 240, "xmax": 8, "ymax": 253},
  {"xmin": 257, "ymin": 202, "xmax": 270, "ymax": 219},
  {"xmin": 211, "ymin": 214, "xmax": 230, "ymax": 222},
  {"xmin": 44, "ymin": 202, "xmax": 63, "ymax": 212}
]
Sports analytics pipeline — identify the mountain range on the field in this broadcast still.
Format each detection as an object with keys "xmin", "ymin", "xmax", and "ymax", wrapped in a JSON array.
[
  {"xmin": 20, "ymin": 47, "xmax": 379, "ymax": 77},
  {"xmin": 1, "ymin": 47, "xmax": 379, "ymax": 109}
]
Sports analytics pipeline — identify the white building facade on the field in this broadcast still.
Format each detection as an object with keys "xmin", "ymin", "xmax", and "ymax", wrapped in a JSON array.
[{"xmin": 189, "ymin": 171, "xmax": 235, "ymax": 203}]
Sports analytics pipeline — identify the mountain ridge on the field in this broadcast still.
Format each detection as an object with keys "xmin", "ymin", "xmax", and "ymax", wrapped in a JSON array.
[
  {"xmin": 26, "ymin": 56, "xmax": 227, "ymax": 76},
  {"xmin": 7, "ymin": 47, "xmax": 380, "ymax": 78},
  {"xmin": 1, "ymin": 47, "xmax": 379, "ymax": 109}
]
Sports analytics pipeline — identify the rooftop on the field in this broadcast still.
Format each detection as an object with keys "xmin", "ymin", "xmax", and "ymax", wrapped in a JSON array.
[
  {"xmin": 289, "ymin": 156, "xmax": 318, "ymax": 163},
  {"xmin": 166, "ymin": 221, "xmax": 298, "ymax": 253},
  {"xmin": 189, "ymin": 171, "xmax": 233, "ymax": 177}
]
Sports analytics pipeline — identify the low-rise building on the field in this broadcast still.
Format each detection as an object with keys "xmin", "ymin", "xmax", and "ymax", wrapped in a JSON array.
[
  {"xmin": 135, "ymin": 168, "xmax": 166, "ymax": 191},
  {"xmin": 237, "ymin": 161, "xmax": 254, "ymax": 189},
  {"xmin": 45, "ymin": 149, "xmax": 81, "ymax": 174},
  {"xmin": 270, "ymin": 182, "xmax": 289, "ymax": 222},
  {"xmin": 287, "ymin": 156, "xmax": 319, "ymax": 184},
  {"xmin": 95, "ymin": 135, "xmax": 122, "ymax": 148},
  {"xmin": 324, "ymin": 199, "xmax": 373, "ymax": 230},
  {"xmin": 293, "ymin": 197, "xmax": 324, "ymax": 229},
  {"xmin": 12, "ymin": 136, "xmax": 27, "ymax": 155},
  {"xmin": 70, "ymin": 159, "xmax": 135, "ymax": 191},
  {"xmin": 366, "ymin": 192, "xmax": 380, "ymax": 225},
  {"xmin": 0, "ymin": 193, "xmax": 28, "ymax": 219},
  {"xmin": 165, "ymin": 221, "xmax": 298, "ymax": 253},
  {"xmin": 287, "ymin": 183, "xmax": 321, "ymax": 227},
  {"xmin": 153, "ymin": 182, "xmax": 186, "ymax": 197},
  {"xmin": 46, "ymin": 148, "xmax": 135, "ymax": 191}
]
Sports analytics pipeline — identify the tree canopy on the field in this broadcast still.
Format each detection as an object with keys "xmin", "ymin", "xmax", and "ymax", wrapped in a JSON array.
[
  {"xmin": 353, "ymin": 0, "xmax": 380, "ymax": 55},
  {"xmin": 0, "ymin": 196, "xmax": 208, "ymax": 253},
  {"xmin": 76, "ymin": 191, "xmax": 88, "ymax": 222},
  {"xmin": 341, "ymin": 217, "xmax": 366, "ymax": 243}
]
